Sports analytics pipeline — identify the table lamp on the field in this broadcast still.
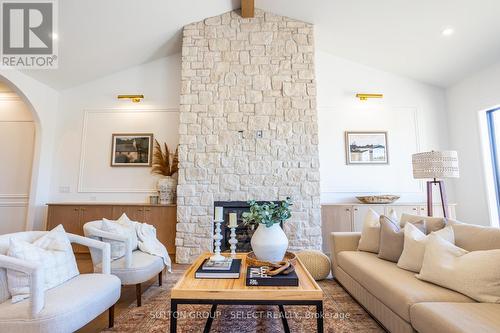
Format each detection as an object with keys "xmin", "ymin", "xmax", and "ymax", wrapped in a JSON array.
[{"xmin": 412, "ymin": 151, "xmax": 459, "ymax": 218}]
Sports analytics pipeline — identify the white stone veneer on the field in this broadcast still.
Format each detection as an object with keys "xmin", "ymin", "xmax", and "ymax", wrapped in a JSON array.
[{"xmin": 176, "ymin": 9, "xmax": 321, "ymax": 263}]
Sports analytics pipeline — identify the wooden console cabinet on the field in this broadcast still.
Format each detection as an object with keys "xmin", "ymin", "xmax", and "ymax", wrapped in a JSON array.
[
  {"xmin": 46, "ymin": 203, "xmax": 177, "ymax": 255},
  {"xmin": 321, "ymin": 203, "xmax": 456, "ymax": 253}
]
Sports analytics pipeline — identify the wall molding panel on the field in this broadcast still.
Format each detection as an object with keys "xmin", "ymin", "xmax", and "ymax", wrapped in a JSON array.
[{"xmin": 77, "ymin": 108, "xmax": 179, "ymax": 194}]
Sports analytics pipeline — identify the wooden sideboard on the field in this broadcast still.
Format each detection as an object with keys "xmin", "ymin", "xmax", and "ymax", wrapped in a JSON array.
[
  {"xmin": 46, "ymin": 203, "xmax": 177, "ymax": 255},
  {"xmin": 321, "ymin": 203, "xmax": 457, "ymax": 253}
]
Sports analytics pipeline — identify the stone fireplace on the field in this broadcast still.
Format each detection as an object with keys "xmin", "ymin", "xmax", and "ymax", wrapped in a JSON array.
[
  {"xmin": 214, "ymin": 200, "xmax": 282, "ymax": 253},
  {"xmin": 176, "ymin": 9, "xmax": 321, "ymax": 263}
]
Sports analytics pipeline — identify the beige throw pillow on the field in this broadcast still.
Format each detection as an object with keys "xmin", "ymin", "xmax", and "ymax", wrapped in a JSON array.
[
  {"xmin": 400, "ymin": 213, "xmax": 446, "ymax": 233},
  {"xmin": 358, "ymin": 209, "xmax": 397, "ymax": 253},
  {"xmin": 397, "ymin": 224, "xmax": 454, "ymax": 272},
  {"xmin": 417, "ymin": 234, "xmax": 500, "ymax": 303},
  {"xmin": 378, "ymin": 216, "xmax": 426, "ymax": 262}
]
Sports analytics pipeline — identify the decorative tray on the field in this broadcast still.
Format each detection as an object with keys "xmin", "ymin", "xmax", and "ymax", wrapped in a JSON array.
[{"xmin": 246, "ymin": 251, "xmax": 297, "ymax": 276}]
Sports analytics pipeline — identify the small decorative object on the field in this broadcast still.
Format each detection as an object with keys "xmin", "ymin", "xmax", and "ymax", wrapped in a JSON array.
[
  {"xmin": 214, "ymin": 206, "xmax": 223, "ymax": 221},
  {"xmin": 345, "ymin": 131, "xmax": 388, "ymax": 165},
  {"xmin": 228, "ymin": 212, "xmax": 238, "ymax": 257},
  {"xmin": 246, "ymin": 251, "xmax": 297, "ymax": 275},
  {"xmin": 211, "ymin": 214, "xmax": 225, "ymax": 262},
  {"xmin": 296, "ymin": 250, "xmax": 331, "ymax": 281},
  {"xmin": 111, "ymin": 133, "xmax": 153, "ymax": 167},
  {"xmin": 242, "ymin": 198, "xmax": 292, "ymax": 263},
  {"xmin": 356, "ymin": 195, "xmax": 400, "ymax": 204},
  {"xmin": 151, "ymin": 140, "xmax": 179, "ymax": 205},
  {"xmin": 149, "ymin": 195, "xmax": 159, "ymax": 205},
  {"xmin": 412, "ymin": 150, "xmax": 459, "ymax": 218}
]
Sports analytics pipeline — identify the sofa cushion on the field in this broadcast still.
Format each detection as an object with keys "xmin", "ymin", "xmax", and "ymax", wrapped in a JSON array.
[
  {"xmin": 400, "ymin": 213, "xmax": 446, "ymax": 233},
  {"xmin": 417, "ymin": 234, "xmax": 500, "ymax": 303},
  {"xmin": 358, "ymin": 209, "xmax": 397, "ymax": 253},
  {"xmin": 96, "ymin": 250, "xmax": 164, "ymax": 285},
  {"xmin": 411, "ymin": 302, "xmax": 500, "ymax": 333},
  {"xmin": 378, "ymin": 216, "xmax": 426, "ymax": 262},
  {"xmin": 450, "ymin": 222, "xmax": 500, "ymax": 251},
  {"xmin": 337, "ymin": 251, "xmax": 473, "ymax": 321},
  {"xmin": 397, "ymin": 224, "xmax": 454, "ymax": 273},
  {"xmin": 0, "ymin": 273, "xmax": 120, "ymax": 333}
]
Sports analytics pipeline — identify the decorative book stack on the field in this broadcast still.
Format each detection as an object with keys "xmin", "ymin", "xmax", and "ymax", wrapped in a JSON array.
[
  {"xmin": 195, "ymin": 258, "xmax": 242, "ymax": 279},
  {"xmin": 246, "ymin": 266, "xmax": 299, "ymax": 286}
]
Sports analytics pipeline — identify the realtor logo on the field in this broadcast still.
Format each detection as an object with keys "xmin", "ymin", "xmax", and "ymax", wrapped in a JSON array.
[{"xmin": 1, "ymin": 0, "xmax": 58, "ymax": 68}]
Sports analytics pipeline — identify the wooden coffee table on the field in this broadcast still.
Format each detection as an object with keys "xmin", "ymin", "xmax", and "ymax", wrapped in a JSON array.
[{"xmin": 170, "ymin": 252, "xmax": 324, "ymax": 333}]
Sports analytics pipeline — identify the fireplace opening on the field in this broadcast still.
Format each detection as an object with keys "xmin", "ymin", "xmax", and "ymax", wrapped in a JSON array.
[{"xmin": 214, "ymin": 201, "xmax": 282, "ymax": 252}]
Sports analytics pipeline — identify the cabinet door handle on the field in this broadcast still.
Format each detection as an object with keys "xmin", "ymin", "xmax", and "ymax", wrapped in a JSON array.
[
  {"xmin": 145, "ymin": 209, "xmax": 151, "ymax": 212},
  {"xmin": 412, "ymin": 208, "xmax": 417, "ymax": 211},
  {"xmin": 138, "ymin": 209, "xmax": 143, "ymax": 212},
  {"xmin": 420, "ymin": 208, "xmax": 425, "ymax": 211},
  {"xmin": 74, "ymin": 208, "xmax": 79, "ymax": 211},
  {"xmin": 354, "ymin": 208, "xmax": 358, "ymax": 211},
  {"xmin": 346, "ymin": 208, "xmax": 350, "ymax": 212}
]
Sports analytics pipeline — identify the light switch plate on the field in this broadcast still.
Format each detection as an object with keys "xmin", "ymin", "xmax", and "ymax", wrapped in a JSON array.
[{"xmin": 59, "ymin": 186, "xmax": 70, "ymax": 193}]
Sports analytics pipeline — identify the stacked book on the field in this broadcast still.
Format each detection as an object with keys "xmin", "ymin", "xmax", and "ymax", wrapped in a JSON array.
[
  {"xmin": 195, "ymin": 258, "xmax": 241, "ymax": 279},
  {"xmin": 246, "ymin": 266, "xmax": 299, "ymax": 286}
]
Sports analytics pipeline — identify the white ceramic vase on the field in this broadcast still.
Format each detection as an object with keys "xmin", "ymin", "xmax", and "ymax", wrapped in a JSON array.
[
  {"xmin": 157, "ymin": 176, "xmax": 177, "ymax": 205},
  {"xmin": 251, "ymin": 223, "xmax": 288, "ymax": 263}
]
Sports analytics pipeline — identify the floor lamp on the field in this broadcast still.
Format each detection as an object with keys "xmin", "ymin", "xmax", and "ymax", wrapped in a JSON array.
[{"xmin": 412, "ymin": 151, "xmax": 459, "ymax": 218}]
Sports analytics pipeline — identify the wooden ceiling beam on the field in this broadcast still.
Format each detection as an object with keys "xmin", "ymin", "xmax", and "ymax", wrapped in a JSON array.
[{"xmin": 241, "ymin": 0, "xmax": 254, "ymax": 18}]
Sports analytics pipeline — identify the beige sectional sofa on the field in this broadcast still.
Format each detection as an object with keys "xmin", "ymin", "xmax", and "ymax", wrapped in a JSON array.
[{"xmin": 330, "ymin": 221, "xmax": 500, "ymax": 333}]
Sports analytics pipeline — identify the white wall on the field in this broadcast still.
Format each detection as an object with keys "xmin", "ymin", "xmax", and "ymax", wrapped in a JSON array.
[
  {"xmin": 0, "ymin": 70, "xmax": 59, "ymax": 231},
  {"xmin": 0, "ymin": 86, "xmax": 35, "ymax": 233},
  {"xmin": 316, "ymin": 51, "xmax": 451, "ymax": 205},
  {"xmin": 48, "ymin": 50, "xmax": 453, "ymax": 210},
  {"xmin": 50, "ymin": 54, "xmax": 181, "ymax": 204},
  {"xmin": 446, "ymin": 60, "xmax": 500, "ymax": 226}
]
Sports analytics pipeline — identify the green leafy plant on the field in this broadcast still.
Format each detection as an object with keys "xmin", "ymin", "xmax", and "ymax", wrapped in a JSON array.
[{"xmin": 242, "ymin": 198, "xmax": 293, "ymax": 228}]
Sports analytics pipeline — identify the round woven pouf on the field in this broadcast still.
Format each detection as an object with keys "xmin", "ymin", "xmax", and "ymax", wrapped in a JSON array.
[{"xmin": 296, "ymin": 250, "xmax": 331, "ymax": 281}]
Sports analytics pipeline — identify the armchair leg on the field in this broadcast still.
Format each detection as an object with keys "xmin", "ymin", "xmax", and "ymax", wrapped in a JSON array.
[
  {"xmin": 108, "ymin": 304, "xmax": 115, "ymax": 328},
  {"xmin": 136, "ymin": 283, "xmax": 142, "ymax": 307},
  {"xmin": 159, "ymin": 270, "xmax": 163, "ymax": 286}
]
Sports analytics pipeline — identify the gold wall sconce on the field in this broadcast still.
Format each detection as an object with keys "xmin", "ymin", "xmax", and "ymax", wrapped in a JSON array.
[
  {"xmin": 117, "ymin": 94, "xmax": 144, "ymax": 103},
  {"xmin": 356, "ymin": 93, "xmax": 383, "ymax": 101}
]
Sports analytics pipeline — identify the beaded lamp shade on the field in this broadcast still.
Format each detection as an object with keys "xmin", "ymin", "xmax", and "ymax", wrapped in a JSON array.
[{"xmin": 412, "ymin": 151, "xmax": 459, "ymax": 179}]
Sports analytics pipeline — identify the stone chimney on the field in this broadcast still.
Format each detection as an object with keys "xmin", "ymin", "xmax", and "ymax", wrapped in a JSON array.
[{"xmin": 176, "ymin": 9, "xmax": 321, "ymax": 263}]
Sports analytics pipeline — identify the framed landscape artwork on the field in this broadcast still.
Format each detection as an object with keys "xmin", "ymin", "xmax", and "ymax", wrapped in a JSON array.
[
  {"xmin": 111, "ymin": 133, "xmax": 153, "ymax": 167},
  {"xmin": 345, "ymin": 131, "xmax": 389, "ymax": 165}
]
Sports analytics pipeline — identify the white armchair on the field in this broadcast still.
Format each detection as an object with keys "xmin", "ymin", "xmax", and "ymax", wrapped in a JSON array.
[
  {"xmin": 0, "ymin": 231, "xmax": 121, "ymax": 333},
  {"xmin": 84, "ymin": 220, "xmax": 165, "ymax": 307}
]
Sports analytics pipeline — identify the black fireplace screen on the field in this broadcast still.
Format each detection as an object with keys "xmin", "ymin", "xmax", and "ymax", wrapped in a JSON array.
[{"xmin": 214, "ymin": 201, "xmax": 280, "ymax": 253}]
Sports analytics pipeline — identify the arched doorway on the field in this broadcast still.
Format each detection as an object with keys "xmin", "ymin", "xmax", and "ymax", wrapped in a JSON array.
[{"xmin": 0, "ymin": 81, "xmax": 36, "ymax": 234}]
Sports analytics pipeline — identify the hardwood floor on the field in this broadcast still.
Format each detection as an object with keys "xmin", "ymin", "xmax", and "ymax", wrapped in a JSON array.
[{"xmin": 75, "ymin": 254, "xmax": 184, "ymax": 333}]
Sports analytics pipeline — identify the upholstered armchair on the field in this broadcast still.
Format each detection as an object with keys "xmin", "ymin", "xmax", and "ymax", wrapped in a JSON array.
[
  {"xmin": 0, "ymin": 231, "xmax": 120, "ymax": 333},
  {"xmin": 83, "ymin": 220, "xmax": 165, "ymax": 306}
]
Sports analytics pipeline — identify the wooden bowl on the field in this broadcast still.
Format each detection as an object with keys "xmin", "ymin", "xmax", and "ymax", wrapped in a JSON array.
[{"xmin": 356, "ymin": 195, "xmax": 400, "ymax": 204}]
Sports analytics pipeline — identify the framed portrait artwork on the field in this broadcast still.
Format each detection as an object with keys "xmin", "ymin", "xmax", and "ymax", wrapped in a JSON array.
[
  {"xmin": 111, "ymin": 133, "xmax": 153, "ymax": 167},
  {"xmin": 345, "ymin": 131, "xmax": 389, "ymax": 165}
]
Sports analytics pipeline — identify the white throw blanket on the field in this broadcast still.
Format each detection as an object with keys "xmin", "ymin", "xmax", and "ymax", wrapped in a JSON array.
[{"xmin": 133, "ymin": 222, "xmax": 172, "ymax": 272}]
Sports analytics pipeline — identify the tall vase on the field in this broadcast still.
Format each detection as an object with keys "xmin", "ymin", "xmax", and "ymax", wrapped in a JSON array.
[
  {"xmin": 251, "ymin": 223, "xmax": 288, "ymax": 263},
  {"xmin": 157, "ymin": 176, "xmax": 177, "ymax": 205}
]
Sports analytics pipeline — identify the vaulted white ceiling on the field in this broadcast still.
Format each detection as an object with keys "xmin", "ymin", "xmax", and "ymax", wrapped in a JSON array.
[{"xmin": 23, "ymin": 0, "xmax": 500, "ymax": 90}]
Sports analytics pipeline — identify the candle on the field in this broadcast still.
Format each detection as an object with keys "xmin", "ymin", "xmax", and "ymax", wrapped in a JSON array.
[
  {"xmin": 214, "ymin": 207, "xmax": 223, "ymax": 221},
  {"xmin": 228, "ymin": 213, "xmax": 237, "ymax": 228}
]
